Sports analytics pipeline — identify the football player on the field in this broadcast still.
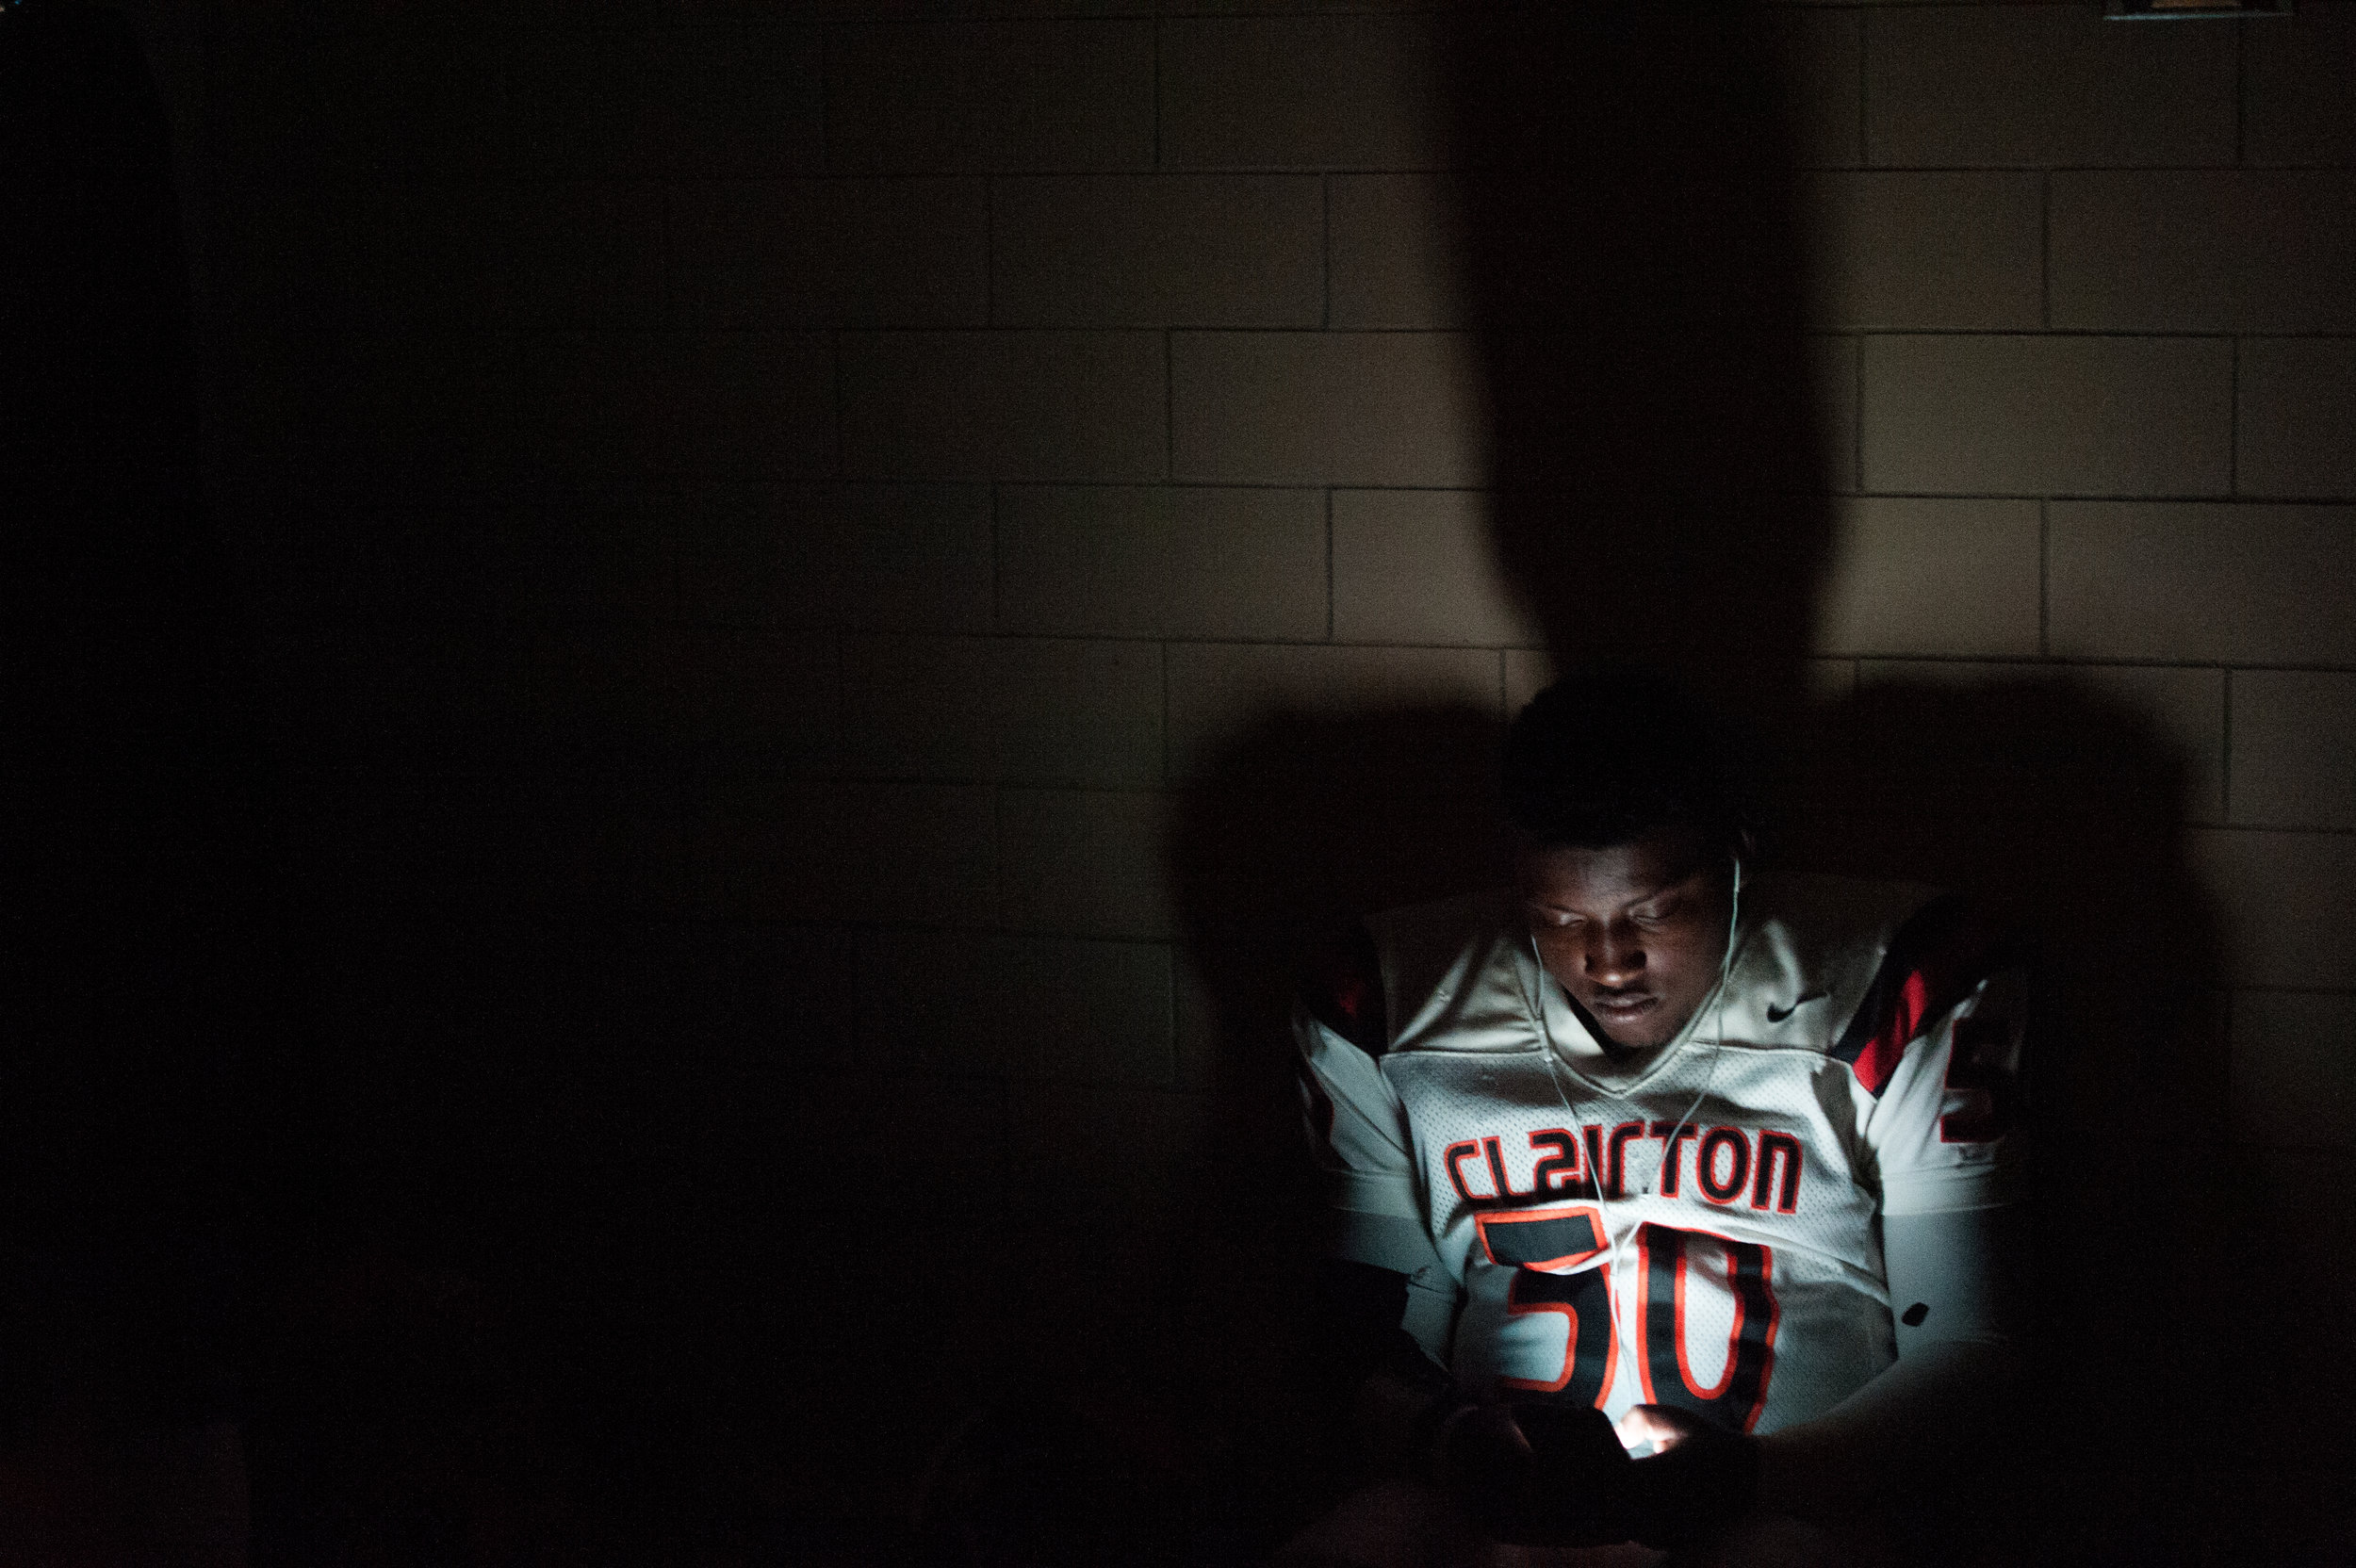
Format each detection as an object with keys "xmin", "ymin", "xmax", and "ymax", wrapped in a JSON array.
[{"xmin": 1282, "ymin": 670, "xmax": 2027, "ymax": 1566}]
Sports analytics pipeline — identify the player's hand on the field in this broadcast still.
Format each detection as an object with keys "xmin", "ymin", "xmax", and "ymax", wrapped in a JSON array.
[
  {"xmin": 1616, "ymin": 1403, "xmax": 1712, "ymax": 1455},
  {"xmin": 1440, "ymin": 1400, "xmax": 1636, "ymax": 1546},
  {"xmin": 1425, "ymin": 1399, "xmax": 1524, "ymax": 1491},
  {"xmin": 1615, "ymin": 1403, "xmax": 1761, "ymax": 1550}
]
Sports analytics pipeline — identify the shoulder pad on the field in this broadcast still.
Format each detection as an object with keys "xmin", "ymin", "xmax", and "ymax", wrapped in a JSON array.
[{"xmin": 1301, "ymin": 922, "xmax": 1387, "ymax": 1055}]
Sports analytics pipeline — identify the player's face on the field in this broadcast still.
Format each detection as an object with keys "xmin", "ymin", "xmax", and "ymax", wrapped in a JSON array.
[{"xmin": 1513, "ymin": 829, "xmax": 1734, "ymax": 1052}]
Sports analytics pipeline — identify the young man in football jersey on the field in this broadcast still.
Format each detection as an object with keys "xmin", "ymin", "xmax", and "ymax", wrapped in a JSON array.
[{"xmin": 1281, "ymin": 671, "xmax": 2027, "ymax": 1566}]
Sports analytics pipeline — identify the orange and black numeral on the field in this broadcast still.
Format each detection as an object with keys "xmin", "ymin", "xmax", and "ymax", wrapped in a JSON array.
[
  {"xmin": 1480, "ymin": 1205, "xmax": 1616, "ymax": 1405},
  {"xmin": 1633, "ymin": 1223, "xmax": 1779, "ymax": 1434},
  {"xmin": 1481, "ymin": 1211, "xmax": 1782, "ymax": 1427},
  {"xmin": 1502, "ymin": 1265, "xmax": 1619, "ymax": 1404}
]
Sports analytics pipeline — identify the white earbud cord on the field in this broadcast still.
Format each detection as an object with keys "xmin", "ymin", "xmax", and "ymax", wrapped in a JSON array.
[{"xmin": 1529, "ymin": 858, "xmax": 1743, "ymax": 1310}]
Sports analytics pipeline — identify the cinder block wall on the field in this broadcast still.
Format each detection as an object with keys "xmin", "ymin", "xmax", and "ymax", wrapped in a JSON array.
[{"xmin": 121, "ymin": 0, "xmax": 2355, "ymax": 1537}]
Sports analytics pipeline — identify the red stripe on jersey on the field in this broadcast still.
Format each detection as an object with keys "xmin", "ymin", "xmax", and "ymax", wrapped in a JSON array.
[
  {"xmin": 1834, "ymin": 897, "xmax": 2024, "ymax": 1097},
  {"xmin": 1850, "ymin": 968, "xmax": 1931, "ymax": 1097}
]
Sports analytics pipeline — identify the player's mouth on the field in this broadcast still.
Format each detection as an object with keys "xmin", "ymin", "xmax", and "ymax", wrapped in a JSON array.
[{"xmin": 1586, "ymin": 991, "xmax": 1658, "ymax": 1021}]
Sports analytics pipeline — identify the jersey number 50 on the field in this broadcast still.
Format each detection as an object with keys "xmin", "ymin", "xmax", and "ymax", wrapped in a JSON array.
[{"xmin": 1484, "ymin": 1207, "xmax": 1779, "ymax": 1434}]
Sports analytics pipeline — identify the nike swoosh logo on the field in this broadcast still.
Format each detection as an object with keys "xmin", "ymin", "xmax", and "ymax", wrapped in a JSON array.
[{"xmin": 1765, "ymin": 990, "xmax": 1828, "ymax": 1023}]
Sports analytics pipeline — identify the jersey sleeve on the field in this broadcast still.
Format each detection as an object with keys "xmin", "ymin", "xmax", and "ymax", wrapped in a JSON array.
[
  {"xmin": 1833, "ymin": 896, "xmax": 2032, "ymax": 1217},
  {"xmin": 1294, "ymin": 1006, "xmax": 1437, "ymax": 1272},
  {"xmin": 1882, "ymin": 1203, "xmax": 2028, "ymax": 1352},
  {"xmin": 1293, "ymin": 927, "xmax": 1442, "ymax": 1281},
  {"xmin": 1862, "ymin": 962, "xmax": 2031, "ymax": 1217}
]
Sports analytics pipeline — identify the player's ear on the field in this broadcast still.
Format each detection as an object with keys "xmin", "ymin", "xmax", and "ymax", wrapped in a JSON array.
[{"xmin": 1728, "ymin": 825, "xmax": 1759, "ymax": 872}]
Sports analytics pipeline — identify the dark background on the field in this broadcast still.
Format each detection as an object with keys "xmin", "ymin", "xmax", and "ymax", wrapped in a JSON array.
[{"xmin": 4, "ymin": 1, "xmax": 2353, "ymax": 1561}]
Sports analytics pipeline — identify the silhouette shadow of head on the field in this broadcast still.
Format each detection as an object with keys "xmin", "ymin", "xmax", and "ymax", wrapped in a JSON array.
[
  {"xmin": 1451, "ymin": 8, "xmax": 1831, "ymax": 671},
  {"xmin": 1159, "ymin": 6, "xmax": 2233, "ymax": 1553}
]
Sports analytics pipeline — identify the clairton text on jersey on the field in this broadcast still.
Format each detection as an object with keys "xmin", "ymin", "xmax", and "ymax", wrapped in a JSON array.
[{"xmin": 1442, "ymin": 1119, "xmax": 1807, "ymax": 1213}]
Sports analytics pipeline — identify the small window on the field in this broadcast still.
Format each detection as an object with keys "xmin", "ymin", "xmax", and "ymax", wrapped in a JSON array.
[{"xmin": 2105, "ymin": 0, "xmax": 2293, "ymax": 18}]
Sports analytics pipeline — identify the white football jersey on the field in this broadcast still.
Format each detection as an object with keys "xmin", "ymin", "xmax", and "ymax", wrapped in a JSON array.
[{"xmin": 1295, "ymin": 874, "xmax": 2027, "ymax": 1437}]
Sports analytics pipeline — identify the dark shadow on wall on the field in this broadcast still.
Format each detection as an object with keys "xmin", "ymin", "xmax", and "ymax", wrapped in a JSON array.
[
  {"xmin": 1153, "ymin": 7, "xmax": 2239, "ymax": 1563},
  {"xmin": 1162, "ymin": 703, "xmax": 1510, "ymax": 1531},
  {"xmin": 0, "ymin": 0, "xmax": 260, "ymax": 1555}
]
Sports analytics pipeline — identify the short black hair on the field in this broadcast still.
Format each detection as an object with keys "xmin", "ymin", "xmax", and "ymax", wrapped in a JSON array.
[{"xmin": 1502, "ymin": 666, "xmax": 1747, "ymax": 852}]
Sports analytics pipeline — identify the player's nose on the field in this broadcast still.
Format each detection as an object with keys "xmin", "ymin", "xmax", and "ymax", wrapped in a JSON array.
[{"xmin": 1584, "ymin": 924, "xmax": 1644, "ymax": 985}]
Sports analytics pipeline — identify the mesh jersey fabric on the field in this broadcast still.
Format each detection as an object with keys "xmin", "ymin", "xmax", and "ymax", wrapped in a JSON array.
[{"xmin": 1293, "ymin": 873, "xmax": 2028, "ymax": 1438}]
